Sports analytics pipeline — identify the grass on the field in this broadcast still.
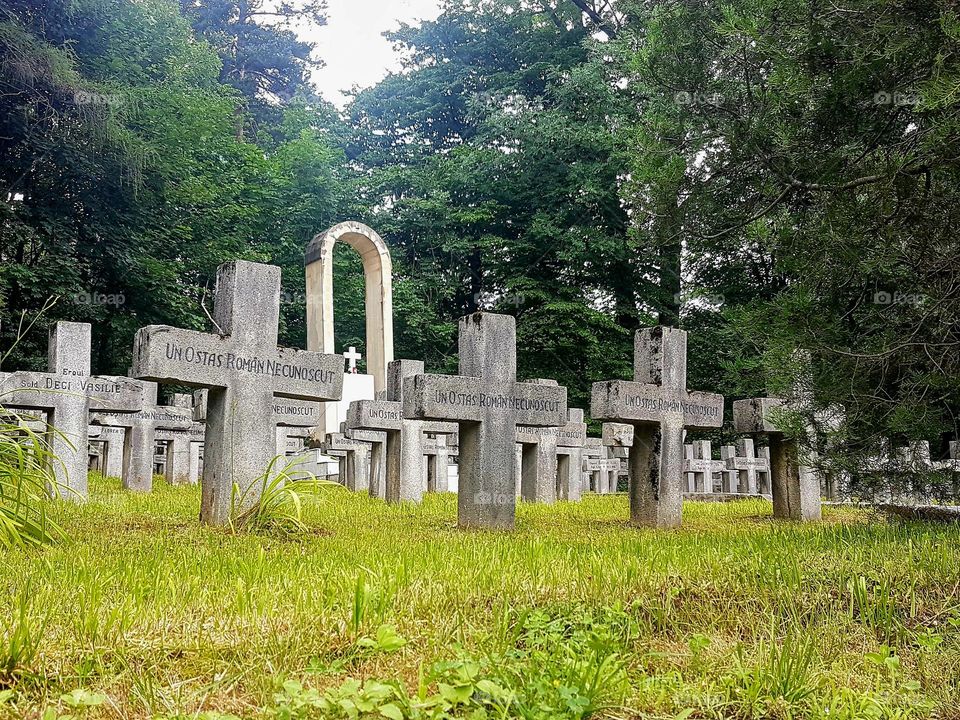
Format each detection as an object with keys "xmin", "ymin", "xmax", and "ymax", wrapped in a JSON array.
[{"xmin": 1, "ymin": 476, "xmax": 959, "ymax": 718}]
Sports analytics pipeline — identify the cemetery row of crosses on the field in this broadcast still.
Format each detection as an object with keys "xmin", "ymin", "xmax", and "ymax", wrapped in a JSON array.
[{"xmin": 4, "ymin": 222, "xmax": 957, "ymax": 528}]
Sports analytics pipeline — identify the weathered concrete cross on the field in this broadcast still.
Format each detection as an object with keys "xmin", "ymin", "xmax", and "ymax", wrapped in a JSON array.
[
  {"xmin": 91, "ymin": 383, "xmax": 194, "ymax": 491},
  {"xmin": 733, "ymin": 398, "xmax": 821, "ymax": 520},
  {"xmin": 516, "ymin": 379, "xmax": 568, "ymax": 504},
  {"xmin": 555, "ymin": 409, "xmax": 587, "ymax": 501},
  {"xmin": 132, "ymin": 260, "xmax": 344, "ymax": 524},
  {"xmin": 719, "ymin": 438, "xmax": 771, "ymax": 494},
  {"xmin": 591, "ymin": 327, "xmax": 723, "ymax": 527},
  {"xmin": 403, "ymin": 312, "xmax": 567, "ymax": 529},
  {"xmin": 0, "ymin": 322, "xmax": 145, "ymax": 499},
  {"xmin": 346, "ymin": 359, "xmax": 456, "ymax": 503}
]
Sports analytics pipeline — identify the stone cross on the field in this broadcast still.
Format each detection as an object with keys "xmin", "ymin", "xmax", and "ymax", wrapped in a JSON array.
[
  {"xmin": 601, "ymin": 422, "xmax": 633, "ymax": 494},
  {"xmin": 321, "ymin": 430, "xmax": 372, "ymax": 491},
  {"xmin": 88, "ymin": 424, "xmax": 125, "ymax": 478},
  {"xmin": 344, "ymin": 346, "xmax": 361, "ymax": 373},
  {"xmin": 424, "ymin": 432, "xmax": 454, "ymax": 492},
  {"xmin": 733, "ymin": 398, "xmax": 822, "ymax": 520},
  {"xmin": 683, "ymin": 440, "xmax": 713, "ymax": 493},
  {"xmin": 346, "ymin": 362, "xmax": 419, "ymax": 502},
  {"xmin": 591, "ymin": 327, "xmax": 723, "ymax": 527},
  {"xmin": 346, "ymin": 359, "xmax": 456, "ymax": 503},
  {"xmin": 720, "ymin": 438, "xmax": 770, "ymax": 494},
  {"xmin": 556, "ymin": 409, "xmax": 587, "ymax": 501},
  {"xmin": 582, "ymin": 437, "xmax": 603, "ymax": 492},
  {"xmin": 0, "ymin": 321, "xmax": 145, "ymax": 499},
  {"xmin": 156, "ymin": 420, "xmax": 204, "ymax": 485},
  {"xmin": 604, "ymin": 454, "xmax": 621, "ymax": 492},
  {"xmin": 403, "ymin": 312, "xmax": 567, "ymax": 529},
  {"xmin": 91, "ymin": 383, "xmax": 194, "ymax": 491},
  {"xmin": 131, "ymin": 260, "xmax": 344, "ymax": 524},
  {"xmin": 345, "ymin": 427, "xmax": 386, "ymax": 495},
  {"xmin": 516, "ymin": 379, "xmax": 571, "ymax": 504}
]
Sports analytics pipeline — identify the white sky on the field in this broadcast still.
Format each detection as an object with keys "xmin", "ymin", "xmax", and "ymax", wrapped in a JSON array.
[{"xmin": 305, "ymin": 0, "xmax": 444, "ymax": 107}]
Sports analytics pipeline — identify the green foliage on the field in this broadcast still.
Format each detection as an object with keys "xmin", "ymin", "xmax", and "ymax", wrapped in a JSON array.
[
  {"xmin": 0, "ymin": 485, "xmax": 954, "ymax": 715},
  {"xmin": 0, "ymin": 410, "xmax": 64, "ymax": 549},
  {"xmin": 229, "ymin": 456, "xmax": 336, "ymax": 534},
  {"xmin": 272, "ymin": 607, "xmax": 629, "ymax": 719},
  {"xmin": 0, "ymin": 583, "xmax": 46, "ymax": 683}
]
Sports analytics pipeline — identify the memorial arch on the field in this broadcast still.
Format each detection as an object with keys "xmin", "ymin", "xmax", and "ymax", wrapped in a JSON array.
[{"xmin": 305, "ymin": 221, "xmax": 394, "ymax": 407}]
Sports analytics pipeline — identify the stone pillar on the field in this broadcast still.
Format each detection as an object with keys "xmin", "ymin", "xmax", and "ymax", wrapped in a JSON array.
[
  {"xmin": 189, "ymin": 442, "xmax": 202, "ymax": 484},
  {"xmin": 165, "ymin": 433, "xmax": 192, "ymax": 485},
  {"xmin": 434, "ymin": 435, "xmax": 449, "ymax": 492},
  {"xmin": 103, "ymin": 429, "xmax": 125, "ymax": 478}
]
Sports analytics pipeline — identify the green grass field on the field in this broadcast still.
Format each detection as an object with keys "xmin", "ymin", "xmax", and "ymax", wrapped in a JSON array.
[{"xmin": 1, "ymin": 476, "xmax": 958, "ymax": 719}]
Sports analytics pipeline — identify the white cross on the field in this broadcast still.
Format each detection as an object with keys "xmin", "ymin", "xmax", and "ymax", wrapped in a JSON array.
[{"xmin": 344, "ymin": 346, "xmax": 361, "ymax": 373}]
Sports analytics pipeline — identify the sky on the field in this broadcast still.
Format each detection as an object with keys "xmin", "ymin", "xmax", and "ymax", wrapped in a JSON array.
[{"xmin": 305, "ymin": 0, "xmax": 444, "ymax": 107}]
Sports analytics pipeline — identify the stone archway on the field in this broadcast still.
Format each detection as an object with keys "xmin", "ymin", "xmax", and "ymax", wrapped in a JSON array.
[{"xmin": 305, "ymin": 221, "xmax": 394, "ymax": 403}]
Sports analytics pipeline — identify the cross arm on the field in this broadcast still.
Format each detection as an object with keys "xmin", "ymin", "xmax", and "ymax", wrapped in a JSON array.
[
  {"xmin": 346, "ymin": 399, "xmax": 404, "ymax": 431},
  {"xmin": 512, "ymin": 382, "xmax": 567, "ymax": 426},
  {"xmin": 133, "ymin": 326, "xmax": 344, "ymax": 400},
  {"xmin": 0, "ymin": 372, "xmax": 145, "ymax": 412},
  {"xmin": 591, "ymin": 381, "xmax": 723, "ymax": 428},
  {"xmin": 401, "ymin": 375, "xmax": 484, "ymax": 423}
]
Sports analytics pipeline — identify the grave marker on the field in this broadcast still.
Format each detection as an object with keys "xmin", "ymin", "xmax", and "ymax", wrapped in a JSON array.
[
  {"xmin": 131, "ymin": 260, "xmax": 344, "ymax": 524},
  {"xmin": 556, "ymin": 409, "xmax": 587, "ymax": 501},
  {"xmin": 719, "ymin": 438, "xmax": 770, "ymax": 494},
  {"xmin": 733, "ymin": 398, "xmax": 822, "ymax": 520},
  {"xmin": 516, "ymin": 379, "xmax": 570, "ymax": 504},
  {"xmin": 92, "ymin": 384, "xmax": 194, "ymax": 491},
  {"xmin": 403, "ymin": 313, "xmax": 567, "ymax": 529},
  {"xmin": 592, "ymin": 327, "xmax": 723, "ymax": 527},
  {"xmin": 1, "ymin": 321, "xmax": 145, "ymax": 499}
]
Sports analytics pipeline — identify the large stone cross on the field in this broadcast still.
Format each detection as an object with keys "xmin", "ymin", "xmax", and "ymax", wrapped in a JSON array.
[
  {"xmin": 591, "ymin": 327, "xmax": 723, "ymax": 528},
  {"xmin": 0, "ymin": 321, "xmax": 145, "ymax": 499},
  {"xmin": 403, "ymin": 312, "xmax": 567, "ymax": 529},
  {"xmin": 131, "ymin": 260, "xmax": 344, "ymax": 524}
]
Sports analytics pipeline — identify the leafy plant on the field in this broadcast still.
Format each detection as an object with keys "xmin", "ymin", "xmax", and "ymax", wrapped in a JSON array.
[
  {"xmin": 0, "ymin": 409, "xmax": 65, "ymax": 549},
  {"xmin": 0, "ymin": 584, "xmax": 46, "ymax": 682},
  {"xmin": 357, "ymin": 624, "xmax": 407, "ymax": 653},
  {"xmin": 230, "ymin": 455, "xmax": 335, "ymax": 533}
]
